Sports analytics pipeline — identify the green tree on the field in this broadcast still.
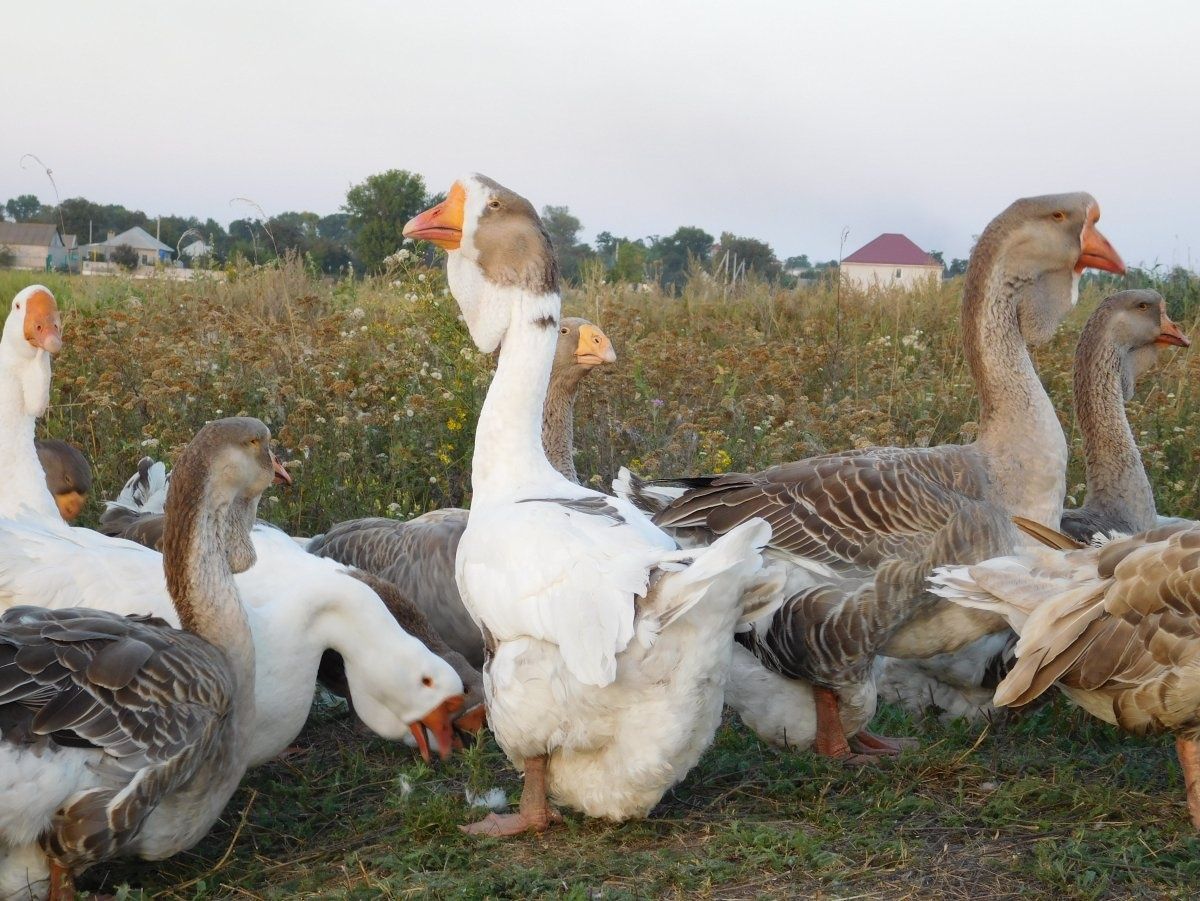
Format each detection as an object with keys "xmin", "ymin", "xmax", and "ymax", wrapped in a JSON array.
[
  {"xmin": 317, "ymin": 213, "xmax": 352, "ymax": 242},
  {"xmin": 343, "ymin": 169, "xmax": 431, "ymax": 272},
  {"xmin": 610, "ymin": 239, "xmax": 648, "ymax": 284},
  {"xmin": 5, "ymin": 194, "xmax": 42, "ymax": 221},
  {"xmin": 541, "ymin": 205, "xmax": 594, "ymax": 283},
  {"xmin": 714, "ymin": 232, "xmax": 781, "ymax": 280},
  {"xmin": 648, "ymin": 226, "xmax": 713, "ymax": 291},
  {"xmin": 928, "ymin": 250, "xmax": 946, "ymax": 269},
  {"xmin": 0, "ymin": 246, "xmax": 14, "ymax": 268},
  {"xmin": 946, "ymin": 258, "xmax": 968, "ymax": 277},
  {"xmin": 784, "ymin": 254, "xmax": 811, "ymax": 271}
]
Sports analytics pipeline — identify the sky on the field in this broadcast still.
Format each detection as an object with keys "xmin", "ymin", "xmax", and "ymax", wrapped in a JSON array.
[{"xmin": 4, "ymin": 0, "xmax": 1199, "ymax": 268}]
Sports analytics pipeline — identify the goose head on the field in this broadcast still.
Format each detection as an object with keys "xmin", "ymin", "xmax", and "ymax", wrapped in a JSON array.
[
  {"xmin": 1083, "ymin": 290, "xmax": 1190, "ymax": 400},
  {"xmin": 972, "ymin": 193, "xmax": 1125, "ymax": 345},
  {"xmin": 557, "ymin": 317, "xmax": 617, "ymax": 372},
  {"xmin": 35, "ymin": 438, "xmax": 93, "ymax": 522},
  {"xmin": 3, "ymin": 285, "xmax": 63, "ymax": 360},
  {"xmin": 404, "ymin": 175, "xmax": 559, "ymax": 353},
  {"xmin": 165, "ymin": 417, "xmax": 291, "ymax": 576}
]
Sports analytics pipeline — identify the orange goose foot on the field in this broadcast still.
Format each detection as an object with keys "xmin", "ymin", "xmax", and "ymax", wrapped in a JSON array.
[
  {"xmin": 812, "ymin": 686, "xmax": 880, "ymax": 766},
  {"xmin": 461, "ymin": 754, "xmax": 562, "ymax": 837},
  {"xmin": 849, "ymin": 729, "xmax": 919, "ymax": 757}
]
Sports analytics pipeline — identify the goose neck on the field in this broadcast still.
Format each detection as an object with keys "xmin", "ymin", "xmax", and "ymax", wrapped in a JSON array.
[
  {"xmin": 543, "ymin": 365, "xmax": 586, "ymax": 483},
  {"xmin": 1075, "ymin": 343, "xmax": 1156, "ymax": 530},
  {"xmin": 0, "ymin": 352, "xmax": 61, "ymax": 520},
  {"xmin": 471, "ymin": 289, "xmax": 565, "ymax": 503},
  {"xmin": 962, "ymin": 263, "xmax": 1067, "ymax": 525}
]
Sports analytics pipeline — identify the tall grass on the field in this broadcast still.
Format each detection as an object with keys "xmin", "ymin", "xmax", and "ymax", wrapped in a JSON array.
[{"xmin": 6, "ymin": 261, "xmax": 1196, "ymax": 535}]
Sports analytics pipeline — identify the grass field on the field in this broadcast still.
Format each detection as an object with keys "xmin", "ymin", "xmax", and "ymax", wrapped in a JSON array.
[{"xmin": 4, "ymin": 261, "xmax": 1200, "ymax": 899}]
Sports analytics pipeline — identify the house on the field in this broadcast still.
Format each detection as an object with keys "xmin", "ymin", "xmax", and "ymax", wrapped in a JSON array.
[
  {"xmin": 0, "ymin": 222, "xmax": 66, "ymax": 270},
  {"xmin": 80, "ymin": 226, "xmax": 173, "ymax": 268},
  {"xmin": 841, "ymin": 233, "xmax": 942, "ymax": 291}
]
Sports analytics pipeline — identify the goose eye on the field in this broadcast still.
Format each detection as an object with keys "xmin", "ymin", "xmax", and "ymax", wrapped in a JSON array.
[
  {"xmin": 248, "ymin": 438, "xmax": 261, "ymax": 448},
  {"xmin": 421, "ymin": 676, "xmax": 433, "ymax": 688},
  {"xmin": 488, "ymin": 199, "xmax": 501, "ymax": 210},
  {"xmin": 1138, "ymin": 302, "xmax": 1148, "ymax": 310},
  {"xmin": 1052, "ymin": 211, "xmax": 1066, "ymax": 222},
  {"xmin": 559, "ymin": 326, "xmax": 569, "ymax": 335}
]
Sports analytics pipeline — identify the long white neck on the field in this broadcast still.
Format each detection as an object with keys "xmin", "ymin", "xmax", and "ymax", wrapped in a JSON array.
[
  {"xmin": 964, "ymin": 266, "xmax": 1068, "ymax": 526},
  {"xmin": 0, "ymin": 348, "xmax": 60, "ymax": 521},
  {"xmin": 470, "ymin": 288, "xmax": 567, "ymax": 505}
]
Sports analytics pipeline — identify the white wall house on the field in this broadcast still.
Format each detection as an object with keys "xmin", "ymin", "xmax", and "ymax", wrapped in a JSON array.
[
  {"xmin": 0, "ymin": 222, "xmax": 67, "ymax": 270},
  {"xmin": 79, "ymin": 226, "xmax": 173, "ymax": 268},
  {"xmin": 841, "ymin": 233, "xmax": 942, "ymax": 291}
]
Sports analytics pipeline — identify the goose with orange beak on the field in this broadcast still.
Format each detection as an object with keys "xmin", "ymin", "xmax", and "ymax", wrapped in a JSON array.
[
  {"xmin": 0, "ymin": 285, "xmax": 68, "ymax": 522},
  {"xmin": 403, "ymin": 175, "xmax": 780, "ymax": 837},
  {"xmin": 618, "ymin": 193, "xmax": 1129, "ymax": 764}
]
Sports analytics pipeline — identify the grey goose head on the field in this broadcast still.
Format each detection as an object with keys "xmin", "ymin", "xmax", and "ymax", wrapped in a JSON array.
[
  {"xmin": 1079, "ymin": 289, "xmax": 1190, "ymax": 400},
  {"xmin": 967, "ymin": 193, "xmax": 1126, "ymax": 345},
  {"xmin": 404, "ymin": 175, "xmax": 559, "ymax": 352},
  {"xmin": 163, "ymin": 417, "xmax": 291, "ymax": 578},
  {"xmin": 35, "ymin": 438, "xmax": 93, "ymax": 522},
  {"xmin": 555, "ymin": 317, "xmax": 617, "ymax": 374}
]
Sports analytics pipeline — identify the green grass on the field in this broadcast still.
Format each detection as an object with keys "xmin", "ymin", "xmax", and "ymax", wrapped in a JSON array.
[{"xmin": 87, "ymin": 698, "xmax": 1199, "ymax": 900}]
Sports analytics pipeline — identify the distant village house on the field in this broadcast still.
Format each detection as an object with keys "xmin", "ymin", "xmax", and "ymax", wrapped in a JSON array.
[
  {"xmin": 841, "ymin": 233, "xmax": 942, "ymax": 290},
  {"xmin": 80, "ymin": 226, "xmax": 174, "ymax": 268},
  {"xmin": 0, "ymin": 222, "xmax": 78, "ymax": 270}
]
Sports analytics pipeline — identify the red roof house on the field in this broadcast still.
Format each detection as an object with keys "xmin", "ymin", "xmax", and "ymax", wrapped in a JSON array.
[{"xmin": 842, "ymin": 233, "xmax": 942, "ymax": 290}]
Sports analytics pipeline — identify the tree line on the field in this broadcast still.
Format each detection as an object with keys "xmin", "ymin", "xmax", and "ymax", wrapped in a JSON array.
[{"xmin": 3, "ymin": 170, "xmax": 966, "ymax": 287}]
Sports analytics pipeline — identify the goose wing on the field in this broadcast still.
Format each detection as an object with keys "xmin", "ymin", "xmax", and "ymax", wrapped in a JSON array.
[
  {"xmin": 654, "ymin": 444, "xmax": 993, "ymax": 572},
  {"xmin": 0, "ymin": 605, "xmax": 233, "ymax": 867}
]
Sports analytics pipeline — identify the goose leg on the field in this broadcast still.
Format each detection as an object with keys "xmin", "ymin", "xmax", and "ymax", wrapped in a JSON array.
[
  {"xmin": 47, "ymin": 860, "xmax": 74, "ymax": 901},
  {"xmin": 1176, "ymin": 736, "xmax": 1200, "ymax": 829},
  {"xmin": 812, "ymin": 686, "xmax": 876, "ymax": 765},
  {"xmin": 461, "ymin": 755, "xmax": 563, "ymax": 837}
]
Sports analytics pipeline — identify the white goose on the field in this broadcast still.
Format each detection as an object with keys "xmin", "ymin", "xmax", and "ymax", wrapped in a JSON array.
[
  {"xmin": 1, "ymin": 419, "xmax": 275, "ymax": 899},
  {"xmin": 404, "ymin": 175, "xmax": 780, "ymax": 835},
  {"xmin": 0, "ymin": 290, "xmax": 467, "ymax": 769}
]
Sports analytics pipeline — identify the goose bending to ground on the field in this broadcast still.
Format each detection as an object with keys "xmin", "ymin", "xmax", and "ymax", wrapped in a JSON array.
[
  {"xmin": 404, "ymin": 175, "xmax": 781, "ymax": 835},
  {"xmin": 879, "ymin": 291, "xmax": 1191, "ymax": 721},
  {"xmin": 619, "ymin": 194, "xmax": 1126, "ymax": 759},
  {"xmin": 307, "ymin": 317, "xmax": 617, "ymax": 668},
  {"xmin": 932, "ymin": 519, "xmax": 1200, "ymax": 829},
  {"xmin": 0, "ymin": 418, "xmax": 279, "ymax": 899},
  {"xmin": 34, "ymin": 440, "xmax": 92, "ymax": 523},
  {"xmin": 0, "ymin": 304, "xmax": 468, "ymax": 769}
]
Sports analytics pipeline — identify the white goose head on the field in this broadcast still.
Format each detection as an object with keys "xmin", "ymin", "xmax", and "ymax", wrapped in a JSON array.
[
  {"xmin": 3, "ymin": 285, "xmax": 63, "ymax": 361},
  {"xmin": 404, "ymin": 175, "xmax": 559, "ymax": 353}
]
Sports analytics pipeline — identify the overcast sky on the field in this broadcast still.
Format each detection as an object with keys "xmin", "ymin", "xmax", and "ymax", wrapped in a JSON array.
[{"xmin": 4, "ymin": 1, "xmax": 1198, "ymax": 267}]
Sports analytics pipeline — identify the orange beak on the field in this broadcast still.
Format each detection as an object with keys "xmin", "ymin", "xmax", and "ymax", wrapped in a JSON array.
[
  {"xmin": 409, "ymin": 694, "xmax": 465, "ymax": 763},
  {"xmin": 271, "ymin": 454, "xmax": 292, "ymax": 486},
  {"xmin": 454, "ymin": 702, "xmax": 488, "ymax": 736},
  {"xmin": 1076, "ymin": 206, "xmax": 1125, "ymax": 275},
  {"xmin": 403, "ymin": 182, "xmax": 466, "ymax": 250},
  {"xmin": 54, "ymin": 490, "xmax": 87, "ymax": 523},
  {"xmin": 23, "ymin": 289, "xmax": 62, "ymax": 354},
  {"xmin": 575, "ymin": 324, "xmax": 617, "ymax": 366},
  {"xmin": 1157, "ymin": 312, "xmax": 1191, "ymax": 348}
]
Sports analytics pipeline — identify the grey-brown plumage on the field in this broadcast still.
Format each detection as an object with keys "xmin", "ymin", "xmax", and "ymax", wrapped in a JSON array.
[
  {"xmin": 0, "ymin": 417, "xmax": 273, "ymax": 893},
  {"xmin": 1060, "ymin": 290, "xmax": 1190, "ymax": 543},
  {"xmin": 307, "ymin": 318, "xmax": 615, "ymax": 668},
  {"xmin": 628, "ymin": 195, "xmax": 1124, "ymax": 757}
]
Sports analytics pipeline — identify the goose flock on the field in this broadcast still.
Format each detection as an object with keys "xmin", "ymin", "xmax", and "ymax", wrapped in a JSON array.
[{"xmin": 0, "ymin": 176, "xmax": 1197, "ymax": 895}]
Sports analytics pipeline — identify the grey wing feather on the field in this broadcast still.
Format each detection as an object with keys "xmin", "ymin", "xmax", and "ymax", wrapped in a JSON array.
[{"xmin": 0, "ymin": 606, "xmax": 234, "ymax": 869}]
